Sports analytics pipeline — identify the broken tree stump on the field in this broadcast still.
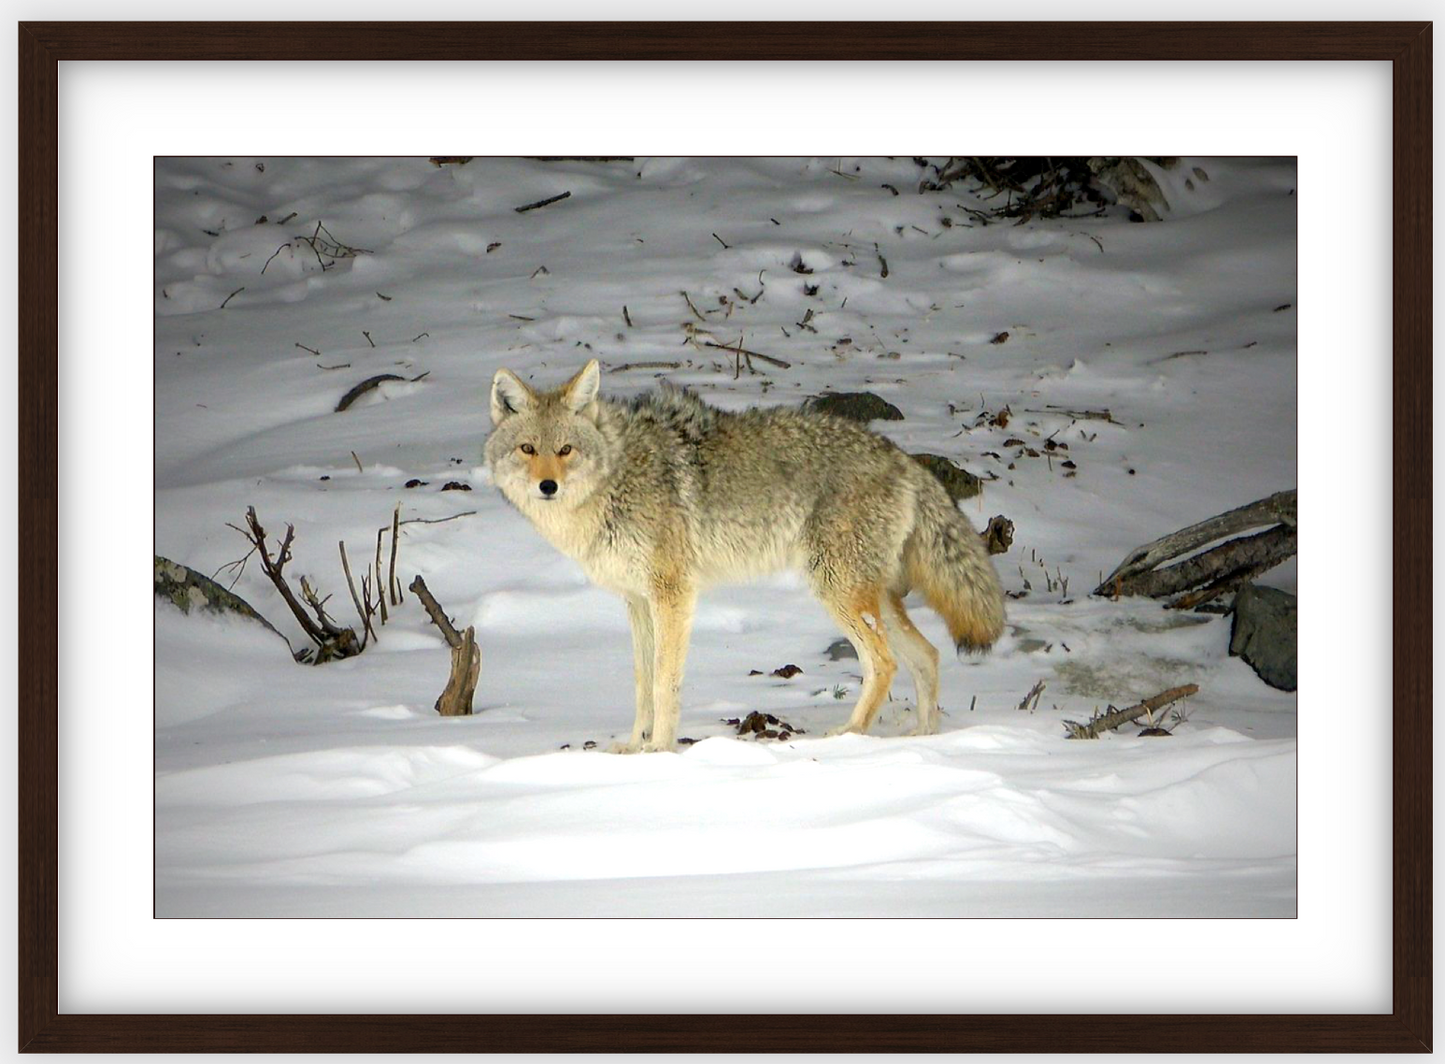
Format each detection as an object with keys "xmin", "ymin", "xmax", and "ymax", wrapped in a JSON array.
[
  {"xmin": 1095, "ymin": 490, "xmax": 1296, "ymax": 608},
  {"xmin": 409, "ymin": 575, "xmax": 480, "ymax": 717}
]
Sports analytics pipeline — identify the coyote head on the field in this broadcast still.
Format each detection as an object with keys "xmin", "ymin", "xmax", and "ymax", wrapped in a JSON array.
[{"xmin": 484, "ymin": 359, "xmax": 611, "ymax": 510}]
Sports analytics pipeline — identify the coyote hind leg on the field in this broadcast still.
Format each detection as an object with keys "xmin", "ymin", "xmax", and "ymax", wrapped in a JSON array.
[
  {"xmin": 882, "ymin": 592, "xmax": 941, "ymax": 735},
  {"xmin": 815, "ymin": 584, "xmax": 897, "ymax": 736}
]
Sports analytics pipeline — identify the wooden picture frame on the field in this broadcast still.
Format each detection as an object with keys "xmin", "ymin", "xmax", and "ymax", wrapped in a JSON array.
[{"xmin": 18, "ymin": 21, "xmax": 1431, "ymax": 1053}]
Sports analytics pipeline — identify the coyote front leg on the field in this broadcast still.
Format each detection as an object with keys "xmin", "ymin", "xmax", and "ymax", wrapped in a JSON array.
[
  {"xmin": 610, "ymin": 595, "xmax": 656, "ymax": 753},
  {"xmin": 643, "ymin": 587, "xmax": 695, "ymax": 752}
]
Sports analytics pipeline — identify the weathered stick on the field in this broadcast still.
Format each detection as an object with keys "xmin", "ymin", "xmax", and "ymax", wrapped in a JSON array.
[
  {"xmin": 409, "ymin": 575, "xmax": 480, "ymax": 716},
  {"xmin": 1064, "ymin": 684, "xmax": 1199, "ymax": 739}
]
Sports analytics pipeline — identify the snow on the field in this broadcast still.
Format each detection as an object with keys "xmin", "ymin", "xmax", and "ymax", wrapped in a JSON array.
[{"xmin": 155, "ymin": 156, "xmax": 1296, "ymax": 917}]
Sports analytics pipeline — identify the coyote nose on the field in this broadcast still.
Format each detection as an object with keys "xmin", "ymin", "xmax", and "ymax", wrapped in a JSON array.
[{"xmin": 539, "ymin": 479, "xmax": 558, "ymax": 496}]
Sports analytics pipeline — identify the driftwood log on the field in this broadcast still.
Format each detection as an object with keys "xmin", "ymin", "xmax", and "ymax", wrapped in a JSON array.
[
  {"xmin": 409, "ymin": 575, "xmax": 480, "ymax": 716},
  {"xmin": 1095, "ymin": 490, "xmax": 1296, "ymax": 609}
]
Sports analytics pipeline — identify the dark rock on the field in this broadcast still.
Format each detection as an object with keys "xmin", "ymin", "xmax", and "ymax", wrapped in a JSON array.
[
  {"xmin": 911, "ymin": 453, "xmax": 982, "ymax": 501},
  {"xmin": 983, "ymin": 514, "xmax": 1014, "ymax": 555},
  {"xmin": 771, "ymin": 664, "xmax": 803, "ymax": 678},
  {"xmin": 805, "ymin": 391, "xmax": 904, "ymax": 423},
  {"xmin": 1087, "ymin": 157, "xmax": 1170, "ymax": 221},
  {"xmin": 1229, "ymin": 583, "xmax": 1297, "ymax": 691},
  {"xmin": 153, "ymin": 555, "xmax": 289, "ymax": 649},
  {"xmin": 825, "ymin": 638, "xmax": 857, "ymax": 661}
]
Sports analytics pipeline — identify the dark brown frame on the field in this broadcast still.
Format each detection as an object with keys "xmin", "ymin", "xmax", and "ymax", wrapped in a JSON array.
[{"xmin": 19, "ymin": 21, "xmax": 1430, "ymax": 1053}]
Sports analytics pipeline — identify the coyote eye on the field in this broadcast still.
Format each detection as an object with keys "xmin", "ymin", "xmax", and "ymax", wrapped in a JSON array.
[
  {"xmin": 519, "ymin": 443, "xmax": 536, "ymax": 455},
  {"xmin": 557, "ymin": 444, "xmax": 573, "ymax": 456}
]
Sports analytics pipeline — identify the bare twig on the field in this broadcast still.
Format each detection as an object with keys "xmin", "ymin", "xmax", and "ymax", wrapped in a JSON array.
[
  {"xmin": 374, "ymin": 529, "xmax": 388, "ymax": 625},
  {"xmin": 261, "ymin": 244, "xmax": 290, "ymax": 273},
  {"xmin": 219, "ymin": 287, "xmax": 245, "ymax": 310},
  {"xmin": 295, "ymin": 343, "xmax": 321, "ymax": 357},
  {"xmin": 623, "ymin": 305, "xmax": 634, "ymax": 328},
  {"xmin": 1016, "ymin": 680, "xmax": 1046, "ymax": 713},
  {"xmin": 339, "ymin": 541, "xmax": 376, "ymax": 647},
  {"xmin": 350, "ymin": 451, "xmax": 364, "ymax": 474},
  {"xmin": 395, "ymin": 511, "xmax": 476, "ymax": 528},
  {"xmin": 680, "ymin": 290, "xmax": 707, "ymax": 322},
  {"xmin": 610, "ymin": 361, "xmax": 681, "ymax": 373}
]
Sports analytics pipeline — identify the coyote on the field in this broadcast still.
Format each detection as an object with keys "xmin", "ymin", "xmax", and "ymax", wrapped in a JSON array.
[{"xmin": 485, "ymin": 360, "xmax": 1005, "ymax": 752}]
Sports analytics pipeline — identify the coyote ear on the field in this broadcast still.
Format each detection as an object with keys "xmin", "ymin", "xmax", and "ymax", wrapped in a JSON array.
[
  {"xmin": 491, "ymin": 368, "xmax": 533, "ymax": 425},
  {"xmin": 563, "ymin": 359, "xmax": 601, "ymax": 413}
]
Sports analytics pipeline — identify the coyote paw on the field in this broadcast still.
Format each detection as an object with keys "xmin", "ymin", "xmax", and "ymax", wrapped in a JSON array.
[
  {"xmin": 607, "ymin": 740, "xmax": 645, "ymax": 754},
  {"xmin": 825, "ymin": 723, "xmax": 865, "ymax": 738}
]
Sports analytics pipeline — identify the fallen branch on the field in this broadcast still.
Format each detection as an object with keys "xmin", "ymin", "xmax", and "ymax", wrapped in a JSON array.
[
  {"xmin": 514, "ymin": 191, "xmax": 571, "ymax": 213},
  {"xmin": 702, "ymin": 339, "xmax": 791, "ymax": 369},
  {"xmin": 1024, "ymin": 406, "xmax": 1119, "ymax": 423},
  {"xmin": 1064, "ymin": 684, "xmax": 1199, "ymax": 739},
  {"xmin": 336, "ymin": 374, "xmax": 405, "ymax": 413}
]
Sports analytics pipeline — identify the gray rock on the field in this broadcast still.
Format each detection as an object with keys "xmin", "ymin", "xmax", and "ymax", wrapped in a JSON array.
[
  {"xmin": 1229, "ymin": 583, "xmax": 1296, "ymax": 691},
  {"xmin": 805, "ymin": 391, "xmax": 904, "ymax": 423},
  {"xmin": 825, "ymin": 638, "xmax": 857, "ymax": 661},
  {"xmin": 154, "ymin": 555, "xmax": 290, "ymax": 649},
  {"xmin": 911, "ymin": 453, "xmax": 982, "ymax": 502}
]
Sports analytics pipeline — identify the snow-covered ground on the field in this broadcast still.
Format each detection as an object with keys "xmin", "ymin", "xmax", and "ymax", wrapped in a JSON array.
[{"xmin": 154, "ymin": 156, "xmax": 1296, "ymax": 917}]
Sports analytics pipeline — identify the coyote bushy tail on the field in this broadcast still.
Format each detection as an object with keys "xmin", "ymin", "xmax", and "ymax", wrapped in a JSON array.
[{"xmin": 905, "ymin": 483, "xmax": 1007, "ymax": 654}]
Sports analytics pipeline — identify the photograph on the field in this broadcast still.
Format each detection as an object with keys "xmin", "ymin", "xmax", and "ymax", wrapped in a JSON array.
[{"xmin": 153, "ymin": 154, "xmax": 1297, "ymax": 919}]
